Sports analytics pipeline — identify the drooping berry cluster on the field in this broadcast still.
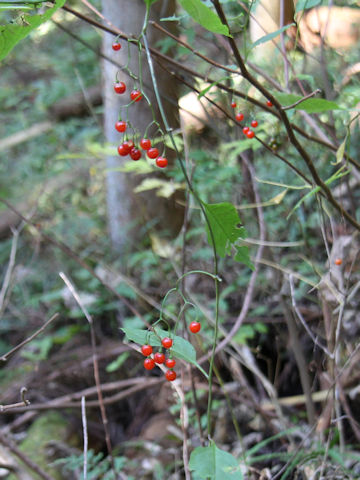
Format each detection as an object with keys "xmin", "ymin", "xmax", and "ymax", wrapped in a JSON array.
[
  {"xmin": 112, "ymin": 41, "xmax": 168, "ymax": 168},
  {"xmin": 230, "ymin": 100, "xmax": 259, "ymax": 139},
  {"xmin": 141, "ymin": 338, "xmax": 176, "ymax": 381},
  {"xmin": 231, "ymin": 98, "xmax": 273, "ymax": 139},
  {"xmin": 139, "ymin": 320, "xmax": 201, "ymax": 382}
]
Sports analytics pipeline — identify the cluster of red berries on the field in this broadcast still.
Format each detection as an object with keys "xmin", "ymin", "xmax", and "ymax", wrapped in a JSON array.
[
  {"xmin": 141, "ymin": 338, "xmax": 176, "ymax": 381},
  {"xmin": 140, "ymin": 323, "xmax": 201, "ymax": 381},
  {"xmin": 112, "ymin": 41, "xmax": 168, "ymax": 168},
  {"xmin": 231, "ymin": 98, "xmax": 273, "ymax": 138},
  {"xmin": 231, "ymin": 101, "xmax": 259, "ymax": 139},
  {"xmin": 116, "ymin": 135, "xmax": 168, "ymax": 168}
]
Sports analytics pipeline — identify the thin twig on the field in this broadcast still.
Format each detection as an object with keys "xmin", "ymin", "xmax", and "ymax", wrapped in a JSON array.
[
  {"xmin": 0, "ymin": 313, "xmax": 59, "ymax": 362},
  {"xmin": 0, "ymin": 387, "xmax": 30, "ymax": 413},
  {"xmin": 59, "ymin": 272, "xmax": 116, "ymax": 477},
  {"xmin": 0, "ymin": 434, "xmax": 56, "ymax": 480},
  {"xmin": 281, "ymin": 89, "xmax": 322, "ymax": 110},
  {"xmin": 81, "ymin": 396, "xmax": 88, "ymax": 480},
  {"xmin": 289, "ymin": 275, "xmax": 333, "ymax": 358},
  {"xmin": 280, "ymin": 0, "xmax": 290, "ymax": 89},
  {"xmin": 1, "ymin": 379, "xmax": 163, "ymax": 412},
  {"xmin": 0, "ymin": 228, "xmax": 19, "ymax": 315},
  {"xmin": 281, "ymin": 291, "xmax": 316, "ymax": 426}
]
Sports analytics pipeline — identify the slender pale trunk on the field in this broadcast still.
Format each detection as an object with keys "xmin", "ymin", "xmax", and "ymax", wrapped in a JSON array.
[{"xmin": 102, "ymin": 0, "xmax": 179, "ymax": 252}]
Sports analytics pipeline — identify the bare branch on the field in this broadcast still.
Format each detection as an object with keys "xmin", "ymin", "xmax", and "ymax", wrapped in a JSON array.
[{"xmin": 0, "ymin": 313, "xmax": 59, "ymax": 363}]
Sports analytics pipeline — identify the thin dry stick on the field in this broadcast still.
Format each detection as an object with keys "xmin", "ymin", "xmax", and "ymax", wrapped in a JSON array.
[
  {"xmin": 81, "ymin": 396, "xmax": 88, "ymax": 480},
  {"xmin": 0, "ymin": 313, "xmax": 59, "ymax": 362},
  {"xmin": 280, "ymin": 0, "xmax": 290, "ymax": 89},
  {"xmin": 281, "ymin": 89, "xmax": 322, "ymax": 110},
  {"xmin": 0, "ymin": 387, "xmax": 30, "ymax": 413},
  {"xmin": 0, "ymin": 434, "xmax": 56, "ymax": 480},
  {"xmin": 180, "ymin": 373, "xmax": 191, "ymax": 480},
  {"xmin": 281, "ymin": 292, "xmax": 316, "ymax": 426},
  {"xmin": 59, "ymin": 272, "xmax": 116, "ymax": 477},
  {"xmin": 289, "ymin": 274, "xmax": 333, "ymax": 358},
  {"xmin": 0, "ymin": 228, "xmax": 19, "ymax": 315},
  {"xmin": 2, "ymin": 379, "xmax": 163, "ymax": 412}
]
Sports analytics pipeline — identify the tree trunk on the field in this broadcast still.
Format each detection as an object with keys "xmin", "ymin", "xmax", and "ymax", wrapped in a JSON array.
[{"xmin": 102, "ymin": 0, "xmax": 181, "ymax": 252}]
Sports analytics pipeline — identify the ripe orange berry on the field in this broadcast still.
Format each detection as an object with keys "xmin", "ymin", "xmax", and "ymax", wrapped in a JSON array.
[{"xmin": 334, "ymin": 258, "xmax": 342, "ymax": 266}]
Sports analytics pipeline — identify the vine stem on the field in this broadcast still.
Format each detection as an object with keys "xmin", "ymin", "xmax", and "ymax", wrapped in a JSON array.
[{"xmin": 141, "ymin": 17, "xmax": 220, "ymax": 437}]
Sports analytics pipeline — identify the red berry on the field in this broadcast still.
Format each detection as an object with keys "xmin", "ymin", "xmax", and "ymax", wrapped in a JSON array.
[
  {"xmin": 189, "ymin": 321, "xmax": 201, "ymax": 334},
  {"xmin": 251, "ymin": 120, "xmax": 258, "ymax": 128},
  {"xmin": 242, "ymin": 126, "xmax": 249, "ymax": 134},
  {"xmin": 235, "ymin": 112, "xmax": 244, "ymax": 122},
  {"xmin": 115, "ymin": 121, "xmax": 127, "ymax": 133},
  {"xmin": 123, "ymin": 140, "xmax": 134, "ymax": 152},
  {"xmin": 154, "ymin": 352, "xmax": 165, "ymax": 364},
  {"xmin": 165, "ymin": 358, "xmax": 176, "ymax": 368},
  {"xmin": 130, "ymin": 90, "xmax": 142, "ymax": 102},
  {"xmin": 266, "ymin": 100, "xmax": 273, "ymax": 107},
  {"xmin": 130, "ymin": 147, "xmax": 141, "ymax": 161},
  {"xmin": 231, "ymin": 101, "xmax": 237, "ymax": 108},
  {"xmin": 246, "ymin": 130, "xmax": 255, "ymax": 139},
  {"xmin": 335, "ymin": 258, "xmax": 342, "ymax": 266},
  {"xmin": 112, "ymin": 42, "xmax": 121, "ymax": 51},
  {"xmin": 144, "ymin": 358, "xmax": 155, "ymax": 370},
  {"xmin": 141, "ymin": 344, "xmax": 153, "ymax": 356},
  {"xmin": 156, "ymin": 156, "xmax": 168, "ymax": 168},
  {"xmin": 165, "ymin": 369, "xmax": 177, "ymax": 381},
  {"xmin": 114, "ymin": 82, "xmax": 126, "ymax": 94},
  {"xmin": 147, "ymin": 147, "xmax": 159, "ymax": 159},
  {"xmin": 117, "ymin": 144, "xmax": 129, "ymax": 156},
  {"xmin": 140, "ymin": 138, "xmax": 151, "ymax": 150},
  {"xmin": 161, "ymin": 337, "xmax": 173, "ymax": 349}
]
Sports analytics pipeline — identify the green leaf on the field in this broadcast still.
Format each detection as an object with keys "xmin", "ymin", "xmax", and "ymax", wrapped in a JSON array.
[
  {"xmin": 189, "ymin": 441, "xmax": 243, "ymax": 479},
  {"xmin": 295, "ymin": 0, "xmax": 321, "ymax": 13},
  {"xmin": 251, "ymin": 23, "xmax": 295, "ymax": 49},
  {"xmin": 234, "ymin": 245, "xmax": 254, "ymax": 270},
  {"xmin": 246, "ymin": 427, "xmax": 298, "ymax": 457},
  {"xmin": 203, "ymin": 202, "xmax": 253, "ymax": 268},
  {"xmin": 233, "ymin": 324, "xmax": 256, "ymax": 344},
  {"xmin": 106, "ymin": 352, "xmax": 130, "ymax": 372},
  {"xmin": 295, "ymin": 98, "xmax": 341, "ymax": 113},
  {"xmin": 178, "ymin": 0, "xmax": 231, "ymax": 36},
  {"xmin": 113, "ymin": 160, "xmax": 154, "ymax": 175},
  {"xmin": 121, "ymin": 327, "xmax": 208, "ymax": 379},
  {"xmin": 134, "ymin": 177, "xmax": 185, "ymax": 198},
  {"xmin": 274, "ymin": 93, "xmax": 341, "ymax": 113},
  {"xmin": 0, "ymin": 0, "xmax": 66, "ymax": 62},
  {"xmin": 203, "ymin": 202, "xmax": 246, "ymax": 257},
  {"xmin": 333, "ymin": 134, "xmax": 348, "ymax": 165},
  {"xmin": 198, "ymin": 80, "xmax": 221, "ymax": 98}
]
